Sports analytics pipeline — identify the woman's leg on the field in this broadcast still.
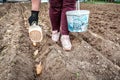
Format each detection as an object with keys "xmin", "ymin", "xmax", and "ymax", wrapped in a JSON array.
[
  {"xmin": 49, "ymin": 0, "xmax": 63, "ymax": 32},
  {"xmin": 61, "ymin": 0, "xmax": 76, "ymax": 35},
  {"xmin": 60, "ymin": 0, "xmax": 76, "ymax": 50}
]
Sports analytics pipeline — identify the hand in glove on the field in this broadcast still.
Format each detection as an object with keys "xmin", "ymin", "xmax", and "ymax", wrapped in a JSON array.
[{"xmin": 28, "ymin": 11, "xmax": 39, "ymax": 26}]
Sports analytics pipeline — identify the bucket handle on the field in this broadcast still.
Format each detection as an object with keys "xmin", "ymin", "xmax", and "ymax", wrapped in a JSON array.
[{"xmin": 76, "ymin": 0, "xmax": 80, "ymax": 10}]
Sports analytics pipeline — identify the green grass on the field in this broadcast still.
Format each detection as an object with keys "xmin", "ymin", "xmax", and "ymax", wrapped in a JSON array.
[
  {"xmin": 114, "ymin": 1, "xmax": 120, "ymax": 4},
  {"xmin": 85, "ymin": 1, "xmax": 108, "ymax": 4},
  {"xmin": 84, "ymin": 1, "xmax": 120, "ymax": 4}
]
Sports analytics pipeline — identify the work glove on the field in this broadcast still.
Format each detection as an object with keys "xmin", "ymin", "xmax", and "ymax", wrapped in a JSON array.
[{"xmin": 28, "ymin": 11, "xmax": 39, "ymax": 26}]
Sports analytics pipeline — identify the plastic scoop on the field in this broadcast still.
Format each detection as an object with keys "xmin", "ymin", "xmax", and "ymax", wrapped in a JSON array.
[{"xmin": 29, "ymin": 23, "xmax": 43, "ymax": 46}]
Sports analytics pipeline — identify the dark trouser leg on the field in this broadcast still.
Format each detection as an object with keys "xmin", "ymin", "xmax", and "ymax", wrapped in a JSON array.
[
  {"xmin": 61, "ymin": 0, "xmax": 76, "ymax": 35},
  {"xmin": 49, "ymin": 0, "xmax": 62, "ymax": 32}
]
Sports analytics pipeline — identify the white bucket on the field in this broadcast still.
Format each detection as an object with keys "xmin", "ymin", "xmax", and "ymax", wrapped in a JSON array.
[{"xmin": 66, "ymin": 10, "xmax": 90, "ymax": 32}]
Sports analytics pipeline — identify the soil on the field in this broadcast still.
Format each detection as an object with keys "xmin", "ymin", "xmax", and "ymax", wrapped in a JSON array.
[{"xmin": 0, "ymin": 2, "xmax": 120, "ymax": 80}]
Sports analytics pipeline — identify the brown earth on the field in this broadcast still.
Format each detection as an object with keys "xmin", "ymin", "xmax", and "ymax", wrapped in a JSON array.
[{"xmin": 0, "ymin": 2, "xmax": 120, "ymax": 80}]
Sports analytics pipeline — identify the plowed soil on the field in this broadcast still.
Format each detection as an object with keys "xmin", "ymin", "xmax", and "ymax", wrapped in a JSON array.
[{"xmin": 0, "ymin": 2, "xmax": 120, "ymax": 80}]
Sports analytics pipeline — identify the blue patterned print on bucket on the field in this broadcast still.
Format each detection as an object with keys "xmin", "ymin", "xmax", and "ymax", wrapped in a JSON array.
[{"xmin": 66, "ymin": 10, "xmax": 90, "ymax": 32}]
